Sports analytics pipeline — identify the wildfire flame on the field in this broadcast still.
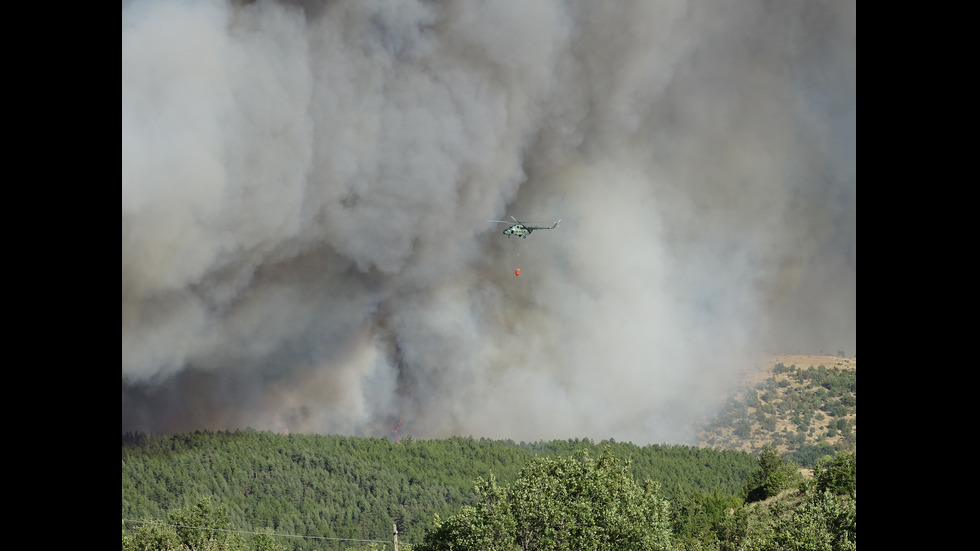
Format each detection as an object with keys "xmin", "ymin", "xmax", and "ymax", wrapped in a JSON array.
[{"xmin": 391, "ymin": 418, "xmax": 404, "ymax": 443}]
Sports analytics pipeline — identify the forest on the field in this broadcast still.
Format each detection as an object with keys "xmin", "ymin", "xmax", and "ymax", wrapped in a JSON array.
[{"xmin": 122, "ymin": 430, "xmax": 854, "ymax": 550}]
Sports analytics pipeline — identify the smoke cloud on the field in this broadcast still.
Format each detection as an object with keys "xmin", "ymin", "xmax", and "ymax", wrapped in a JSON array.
[{"xmin": 122, "ymin": 0, "xmax": 855, "ymax": 445}]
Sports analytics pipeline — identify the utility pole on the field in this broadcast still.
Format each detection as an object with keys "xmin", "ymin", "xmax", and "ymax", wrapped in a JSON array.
[{"xmin": 393, "ymin": 523, "xmax": 398, "ymax": 551}]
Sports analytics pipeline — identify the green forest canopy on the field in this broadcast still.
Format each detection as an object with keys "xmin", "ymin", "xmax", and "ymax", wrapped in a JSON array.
[{"xmin": 123, "ymin": 431, "xmax": 759, "ymax": 546}]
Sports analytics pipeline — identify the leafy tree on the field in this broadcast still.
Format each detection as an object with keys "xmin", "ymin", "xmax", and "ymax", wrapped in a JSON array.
[
  {"xmin": 742, "ymin": 446, "xmax": 799, "ymax": 503},
  {"xmin": 167, "ymin": 496, "xmax": 250, "ymax": 551},
  {"xmin": 418, "ymin": 448, "xmax": 672, "ymax": 550},
  {"xmin": 758, "ymin": 415, "xmax": 777, "ymax": 432},
  {"xmin": 813, "ymin": 451, "xmax": 856, "ymax": 497},
  {"xmin": 786, "ymin": 443, "xmax": 835, "ymax": 469},
  {"xmin": 670, "ymin": 489, "xmax": 746, "ymax": 550},
  {"xmin": 741, "ymin": 450, "xmax": 855, "ymax": 549},
  {"xmin": 122, "ymin": 520, "xmax": 183, "ymax": 551},
  {"xmin": 746, "ymin": 490, "xmax": 856, "ymax": 551},
  {"xmin": 418, "ymin": 476, "xmax": 514, "ymax": 551},
  {"xmin": 123, "ymin": 496, "xmax": 253, "ymax": 551},
  {"xmin": 252, "ymin": 529, "xmax": 287, "ymax": 551},
  {"xmin": 734, "ymin": 421, "xmax": 753, "ymax": 439}
]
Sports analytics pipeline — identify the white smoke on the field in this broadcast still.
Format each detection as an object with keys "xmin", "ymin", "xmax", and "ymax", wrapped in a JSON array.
[{"xmin": 122, "ymin": 0, "xmax": 856, "ymax": 444}]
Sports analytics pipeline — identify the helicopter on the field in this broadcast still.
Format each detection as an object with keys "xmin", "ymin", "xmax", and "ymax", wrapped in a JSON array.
[{"xmin": 489, "ymin": 216, "xmax": 561, "ymax": 239}]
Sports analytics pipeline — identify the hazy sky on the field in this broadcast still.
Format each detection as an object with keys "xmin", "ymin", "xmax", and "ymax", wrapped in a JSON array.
[{"xmin": 122, "ymin": 0, "xmax": 855, "ymax": 444}]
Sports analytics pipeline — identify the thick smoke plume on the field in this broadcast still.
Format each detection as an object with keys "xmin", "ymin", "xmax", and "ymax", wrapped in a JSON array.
[{"xmin": 122, "ymin": 0, "xmax": 855, "ymax": 445}]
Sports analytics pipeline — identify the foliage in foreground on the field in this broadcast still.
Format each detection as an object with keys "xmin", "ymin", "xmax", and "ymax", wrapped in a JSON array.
[
  {"xmin": 122, "ymin": 431, "xmax": 853, "ymax": 550},
  {"xmin": 740, "ymin": 451, "xmax": 856, "ymax": 551},
  {"xmin": 417, "ymin": 448, "xmax": 855, "ymax": 551},
  {"xmin": 122, "ymin": 430, "xmax": 758, "ymax": 548},
  {"xmin": 417, "ymin": 448, "xmax": 672, "ymax": 551},
  {"xmin": 123, "ymin": 446, "xmax": 855, "ymax": 550},
  {"xmin": 123, "ymin": 496, "xmax": 284, "ymax": 551},
  {"xmin": 741, "ymin": 445, "xmax": 804, "ymax": 503},
  {"xmin": 745, "ymin": 489, "xmax": 855, "ymax": 551}
]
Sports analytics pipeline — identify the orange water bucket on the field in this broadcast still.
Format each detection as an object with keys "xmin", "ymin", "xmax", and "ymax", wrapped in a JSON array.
[{"xmin": 515, "ymin": 269, "xmax": 520, "ymax": 276}]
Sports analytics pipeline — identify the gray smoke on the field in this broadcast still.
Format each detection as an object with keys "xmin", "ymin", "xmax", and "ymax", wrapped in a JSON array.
[{"xmin": 122, "ymin": 0, "xmax": 855, "ymax": 445}]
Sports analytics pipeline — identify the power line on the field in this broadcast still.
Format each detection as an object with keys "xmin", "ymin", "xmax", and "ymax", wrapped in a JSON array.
[{"xmin": 121, "ymin": 518, "xmax": 394, "ymax": 544}]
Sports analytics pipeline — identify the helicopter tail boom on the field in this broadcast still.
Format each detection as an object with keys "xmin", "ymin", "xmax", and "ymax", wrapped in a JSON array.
[{"xmin": 522, "ymin": 220, "xmax": 560, "ymax": 230}]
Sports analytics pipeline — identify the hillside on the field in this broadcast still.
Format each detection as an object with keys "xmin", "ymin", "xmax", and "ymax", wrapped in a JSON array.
[
  {"xmin": 122, "ymin": 432, "xmax": 759, "ymax": 549},
  {"xmin": 122, "ymin": 355, "xmax": 857, "ymax": 549},
  {"xmin": 696, "ymin": 354, "xmax": 856, "ymax": 462}
]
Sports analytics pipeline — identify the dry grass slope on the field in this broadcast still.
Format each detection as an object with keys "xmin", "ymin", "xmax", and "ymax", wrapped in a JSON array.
[{"xmin": 697, "ymin": 354, "xmax": 856, "ymax": 456}]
